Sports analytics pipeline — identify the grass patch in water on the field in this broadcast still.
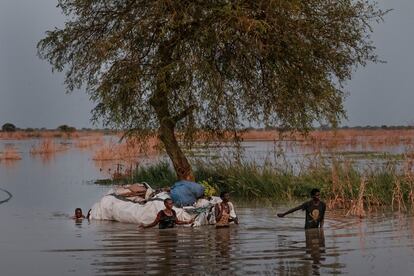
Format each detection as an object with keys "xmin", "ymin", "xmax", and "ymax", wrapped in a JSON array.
[
  {"xmin": 132, "ymin": 161, "xmax": 177, "ymax": 187},
  {"xmin": 94, "ymin": 179, "xmax": 114, "ymax": 185},
  {"xmin": 130, "ymin": 157, "xmax": 414, "ymax": 213}
]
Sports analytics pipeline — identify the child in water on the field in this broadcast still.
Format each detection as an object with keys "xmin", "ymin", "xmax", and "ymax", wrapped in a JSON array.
[{"xmin": 72, "ymin": 208, "xmax": 86, "ymax": 219}]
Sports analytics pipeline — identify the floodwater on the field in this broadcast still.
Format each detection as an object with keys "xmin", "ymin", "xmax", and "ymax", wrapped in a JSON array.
[{"xmin": 1, "ymin": 139, "xmax": 414, "ymax": 275}]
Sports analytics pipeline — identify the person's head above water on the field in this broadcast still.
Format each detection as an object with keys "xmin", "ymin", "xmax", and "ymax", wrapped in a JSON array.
[
  {"xmin": 164, "ymin": 198, "xmax": 174, "ymax": 210},
  {"xmin": 220, "ymin": 191, "xmax": 230, "ymax": 202},
  {"xmin": 74, "ymin": 208, "xmax": 83, "ymax": 219},
  {"xmin": 310, "ymin": 188, "xmax": 321, "ymax": 202}
]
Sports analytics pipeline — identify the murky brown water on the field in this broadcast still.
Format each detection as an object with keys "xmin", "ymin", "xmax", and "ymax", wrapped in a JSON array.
[{"xmin": 1, "ymin": 139, "xmax": 414, "ymax": 275}]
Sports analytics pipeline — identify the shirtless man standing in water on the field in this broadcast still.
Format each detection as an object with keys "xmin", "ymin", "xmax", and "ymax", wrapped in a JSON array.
[
  {"xmin": 277, "ymin": 188, "xmax": 326, "ymax": 229},
  {"xmin": 215, "ymin": 191, "xmax": 239, "ymax": 227}
]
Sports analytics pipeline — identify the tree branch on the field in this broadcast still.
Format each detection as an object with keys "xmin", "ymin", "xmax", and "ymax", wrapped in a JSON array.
[{"xmin": 173, "ymin": 104, "xmax": 197, "ymax": 123}]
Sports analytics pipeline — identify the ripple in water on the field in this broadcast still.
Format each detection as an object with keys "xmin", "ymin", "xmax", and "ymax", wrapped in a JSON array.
[{"xmin": 39, "ymin": 208, "xmax": 414, "ymax": 275}]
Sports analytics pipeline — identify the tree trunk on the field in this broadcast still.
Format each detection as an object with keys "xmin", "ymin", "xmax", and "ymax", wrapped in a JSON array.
[
  {"xmin": 158, "ymin": 117, "xmax": 194, "ymax": 181},
  {"xmin": 150, "ymin": 68, "xmax": 195, "ymax": 181}
]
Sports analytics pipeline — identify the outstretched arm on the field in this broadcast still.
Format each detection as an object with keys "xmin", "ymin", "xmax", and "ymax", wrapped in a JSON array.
[
  {"xmin": 176, "ymin": 218, "xmax": 194, "ymax": 225},
  {"xmin": 140, "ymin": 213, "xmax": 161, "ymax": 228},
  {"xmin": 277, "ymin": 205, "xmax": 303, "ymax": 218}
]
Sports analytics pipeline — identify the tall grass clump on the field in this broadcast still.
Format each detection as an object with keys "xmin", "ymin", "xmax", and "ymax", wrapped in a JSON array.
[
  {"xmin": 130, "ymin": 154, "xmax": 414, "ymax": 213},
  {"xmin": 30, "ymin": 139, "xmax": 68, "ymax": 154},
  {"xmin": 132, "ymin": 161, "xmax": 177, "ymax": 187}
]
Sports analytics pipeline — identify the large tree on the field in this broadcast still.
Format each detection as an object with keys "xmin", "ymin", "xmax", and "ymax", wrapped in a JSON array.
[{"xmin": 38, "ymin": 0, "xmax": 386, "ymax": 180}]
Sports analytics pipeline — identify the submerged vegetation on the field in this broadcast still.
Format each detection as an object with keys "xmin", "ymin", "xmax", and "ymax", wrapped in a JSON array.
[
  {"xmin": 131, "ymin": 155, "xmax": 414, "ymax": 216},
  {"xmin": 0, "ymin": 145, "xmax": 22, "ymax": 161},
  {"xmin": 92, "ymin": 137, "xmax": 159, "ymax": 161},
  {"xmin": 0, "ymin": 130, "xmax": 81, "ymax": 140},
  {"xmin": 30, "ymin": 139, "xmax": 69, "ymax": 155},
  {"xmin": 3, "ymin": 128, "xmax": 414, "ymax": 216}
]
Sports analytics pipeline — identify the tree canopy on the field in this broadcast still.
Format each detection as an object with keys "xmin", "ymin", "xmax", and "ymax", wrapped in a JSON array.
[
  {"xmin": 2, "ymin": 123, "xmax": 17, "ymax": 132},
  {"xmin": 38, "ymin": 0, "xmax": 387, "ymax": 179},
  {"xmin": 57, "ymin": 125, "xmax": 77, "ymax": 132}
]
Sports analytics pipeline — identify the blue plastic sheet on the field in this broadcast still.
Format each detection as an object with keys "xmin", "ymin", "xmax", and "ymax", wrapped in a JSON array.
[{"xmin": 170, "ymin": 181, "xmax": 205, "ymax": 207}]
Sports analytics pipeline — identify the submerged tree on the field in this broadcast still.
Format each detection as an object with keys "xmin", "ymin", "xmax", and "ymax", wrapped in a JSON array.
[{"xmin": 38, "ymin": 0, "xmax": 387, "ymax": 180}]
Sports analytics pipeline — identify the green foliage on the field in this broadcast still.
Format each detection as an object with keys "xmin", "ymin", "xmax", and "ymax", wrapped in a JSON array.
[
  {"xmin": 132, "ymin": 161, "xmax": 177, "ymax": 187},
  {"xmin": 1, "ymin": 123, "xmax": 16, "ymax": 132},
  {"xmin": 38, "ymin": 0, "xmax": 388, "ymax": 179},
  {"xmin": 199, "ymin": 179, "xmax": 218, "ymax": 197},
  {"xmin": 38, "ymin": 0, "xmax": 387, "ymax": 136},
  {"xmin": 131, "ymin": 157, "xmax": 414, "ymax": 206},
  {"xmin": 94, "ymin": 179, "xmax": 114, "ymax": 185}
]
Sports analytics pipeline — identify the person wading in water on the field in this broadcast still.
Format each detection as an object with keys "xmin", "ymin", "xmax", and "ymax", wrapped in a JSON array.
[
  {"xmin": 72, "ymin": 208, "xmax": 86, "ymax": 220},
  {"xmin": 215, "ymin": 191, "xmax": 239, "ymax": 228},
  {"xmin": 277, "ymin": 188, "xmax": 326, "ymax": 229},
  {"xmin": 139, "ymin": 198, "xmax": 194, "ymax": 229}
]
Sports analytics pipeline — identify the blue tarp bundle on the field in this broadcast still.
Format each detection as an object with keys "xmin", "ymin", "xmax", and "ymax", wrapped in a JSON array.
[{"xmin": 170, "ymin": 180, "xmax": 205, "ymax": 207}]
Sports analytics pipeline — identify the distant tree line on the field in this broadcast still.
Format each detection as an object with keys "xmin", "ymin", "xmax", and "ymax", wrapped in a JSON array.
[
  {"xmin": 1, "ymin": 123, "xmax": 78, "ymax": 132},
  {"xmin": 259, "ymin": 125, "xmax": 414, "ymax": 131},
  {"xmin": 3, "ymin": 122, "xmax": 414, "ymax": 133}
]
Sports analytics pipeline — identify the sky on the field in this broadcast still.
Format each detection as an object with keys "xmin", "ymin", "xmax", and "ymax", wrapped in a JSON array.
[{"xmin": 0, "ymin": 0, "xmax": 413, "ymax": 129}]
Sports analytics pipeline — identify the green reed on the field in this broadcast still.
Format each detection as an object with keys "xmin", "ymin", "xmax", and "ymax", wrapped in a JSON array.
[{"xmin": 131, "ymin": 155, "xmax": 414, "ymax": 210}]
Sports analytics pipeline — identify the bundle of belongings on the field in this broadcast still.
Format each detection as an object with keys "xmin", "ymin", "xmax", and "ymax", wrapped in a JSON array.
[
  {"xmin": 111, "ymin": 183, "xmax": 155, "ymax": 203},
  {"xmin": 89, "ymin": 181, "xmax": 237, "ymax": 227},
  {"xmin": 170, "ymin": 180, "xmax": 205, "ymax": 207}
]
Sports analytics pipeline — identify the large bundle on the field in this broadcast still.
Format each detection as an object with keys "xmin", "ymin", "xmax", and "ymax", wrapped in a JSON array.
[
  {"xmin": 170, "ymin": 181, "xmax": 205, "ymax": 207},
  {"xmin": 89, "ymin": 192, "xmax": 194, "ymax": 224},
  {"xmin": 89, "ymin": 187, "xmax": 222, "ymax": 227}
]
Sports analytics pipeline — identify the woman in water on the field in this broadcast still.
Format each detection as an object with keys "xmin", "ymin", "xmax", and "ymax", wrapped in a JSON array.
[
  {"xmin": 139, "ymin": 198, "xmax": 194, "ymax": 229},
  {"xmin": 215, "ymin": 191, "xmax": 239, "ymax": 227}
]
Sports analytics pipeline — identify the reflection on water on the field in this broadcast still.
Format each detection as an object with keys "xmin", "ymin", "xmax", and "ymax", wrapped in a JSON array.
[
  {"xmin": 35, "ymin": 210, "xmax": 414, "ymax": 275},
  {"xmin": 0, "ymin": 158, "xmax": 20, "ymax": 167},
  {"xmin": 2, "ymin": 139, "xmax": 414, "ymax": 275},
  {"xmin": 305, "ymin": 229, "xmax": 326, "ymax": 275},
  {"xmin": 30, "ymin": 151, "xmax": 57, "ymax": 164}
]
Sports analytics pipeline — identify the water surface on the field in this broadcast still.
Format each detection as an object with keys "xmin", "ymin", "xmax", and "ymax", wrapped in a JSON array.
[{"xmin": 1, "ymin": 139, "xmax": 414, "ymax": 275}]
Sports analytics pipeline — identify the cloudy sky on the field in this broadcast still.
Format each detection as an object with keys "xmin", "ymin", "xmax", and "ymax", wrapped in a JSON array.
[{"xmin": 0, "ymin": 0, "xmax": 413, "ymax": 129}]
